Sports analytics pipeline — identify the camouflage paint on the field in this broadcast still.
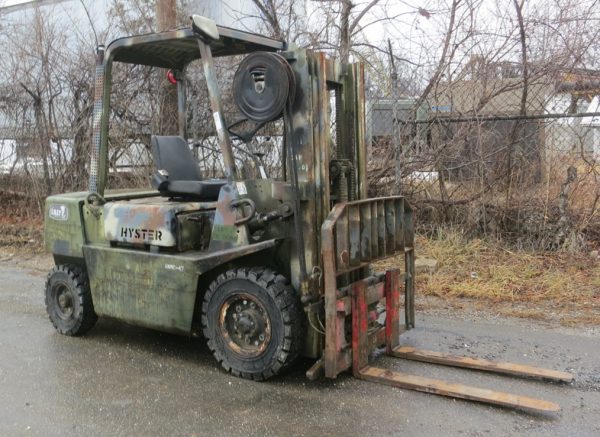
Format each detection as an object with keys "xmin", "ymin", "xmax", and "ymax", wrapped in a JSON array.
[
  {"xmin": 45, "ymin": 190, "xmax": 159, "ymax": 258},
  {"xmin": 45, "ymin": 20, "xmax": 416, "ymax": 362},
  {"xmin": 45, "ymin": 193, "xmax": 87, "ymax": 258},
  {"xmin": 84, "ymin": 239, "xmax": 279, "ymax": 334},
  {"xmin": 208, "ymin": 180, "xmax": 294, "ymax": 252},
  {"xmin": 207, "ymin": 183, "xmax": 249, "ymax": 251},
  {"xmin": 103, "ymin": 197, "xmax": 215, "ymax": 247}
]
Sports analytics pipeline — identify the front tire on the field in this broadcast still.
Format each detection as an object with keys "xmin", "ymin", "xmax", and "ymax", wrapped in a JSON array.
[
  {"xmin": 202, "ymin": 268, "xmax": 304, "ymax": 381},
  {"xmin": 45, "ymin": 265, "xmax": 97, "ymax": 336}
]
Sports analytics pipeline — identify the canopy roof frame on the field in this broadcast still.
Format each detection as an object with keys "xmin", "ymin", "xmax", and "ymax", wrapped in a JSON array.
[
  {"xmin": 105, "ymin": 25, "xmax": 286, "ymax": 70},
  {"xmin": 91, "ymin": 24, "xmax": 285, "ymax": 195}
]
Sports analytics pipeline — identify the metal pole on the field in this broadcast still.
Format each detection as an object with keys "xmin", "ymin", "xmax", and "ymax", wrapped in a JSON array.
[
  {"xmin": 177, "ymin": 75, "xmax": 186, "ymax": 138},
  {"xmin": 197, "ymin": 40, "xmax": 238, "ymax": 180},
  {"xmin": 88, "ymin": 45, "xmax": 105, "ymax": 194}
]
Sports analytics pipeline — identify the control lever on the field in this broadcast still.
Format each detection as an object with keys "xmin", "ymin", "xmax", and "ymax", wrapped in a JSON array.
[{"xmin": 256, "ymin": 202, "xmax": 293, "ymax": 224}]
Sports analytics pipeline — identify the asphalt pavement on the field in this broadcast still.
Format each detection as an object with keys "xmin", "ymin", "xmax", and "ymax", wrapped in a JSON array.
[{"xmin": 1, "ymin": 262, "xmax": 599, "ymax": 436}]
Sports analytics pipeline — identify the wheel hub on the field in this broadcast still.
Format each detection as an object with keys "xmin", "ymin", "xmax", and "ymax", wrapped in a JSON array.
[
  {"xmin": 220, "ymin": 294, "xmax": 271, "ymax": 357},
  {"xmin": 55, "ymin": 285, "xmax": 74, "ymax": 319}
]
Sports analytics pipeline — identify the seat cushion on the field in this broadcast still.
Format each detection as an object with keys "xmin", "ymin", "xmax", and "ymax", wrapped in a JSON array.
[
  {"xmin": 151, "ymin": 136, "xmax": 202, "ymax": 181},
  {"xmin": 164, "ymin": 179, "xmax": 226, "ymax": 200},
  {"xmin": 150, "ymin": 135, "xmax": 226, "ymax": 200}
]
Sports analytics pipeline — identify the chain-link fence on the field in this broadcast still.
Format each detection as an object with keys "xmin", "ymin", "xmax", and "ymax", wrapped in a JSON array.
[{"xmin": 366, "ymin": 77, "xmax": 600, "ymax": 248}]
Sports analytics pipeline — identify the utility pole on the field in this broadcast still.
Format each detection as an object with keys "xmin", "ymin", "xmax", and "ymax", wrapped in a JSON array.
[
  {"xmin": 157, "ymin": 0, "xmax": 177, "ymax": 33},
  {"xmin": 156, "ymin": 0, "xmax": 179, "ymax": 135}
]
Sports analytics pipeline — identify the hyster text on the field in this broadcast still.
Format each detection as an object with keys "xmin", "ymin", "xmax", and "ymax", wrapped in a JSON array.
[{"xmin": 120, "ymin": 227, "xmax": 163, "ymax": 241}]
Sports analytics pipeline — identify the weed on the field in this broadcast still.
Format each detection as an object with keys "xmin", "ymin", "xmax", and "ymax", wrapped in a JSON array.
[{"xmin": 375, "ymin": 228, "xmax": 600, "ymax": 326}]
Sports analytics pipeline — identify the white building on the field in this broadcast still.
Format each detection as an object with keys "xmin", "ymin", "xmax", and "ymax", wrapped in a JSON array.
[{"xmin": 0, "ymin": 0, "xmax": 262, "ymax": 36}]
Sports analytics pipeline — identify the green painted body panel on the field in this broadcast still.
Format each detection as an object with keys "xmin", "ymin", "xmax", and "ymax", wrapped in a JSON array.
[
  {"xmin": 83, "ymin": 240, "xmax": 279, "ymax": 334},
  {"xmin": 45, "ymin": 190, "xmax": 162, "ymax": 258},
  {"xmin": 45, "ymin": 181, "xmax": 290, "ymax": 336},
  {"xmin": 82, "ymin": 204, "xmax": 107, "ymax": 246},
  {"xmin": 45, "ymin": 193, "xmax": 87, "ymax": 257},
  {"xmin": 83, "ymin": 245, "xmax": 199, "ymax": 334}
]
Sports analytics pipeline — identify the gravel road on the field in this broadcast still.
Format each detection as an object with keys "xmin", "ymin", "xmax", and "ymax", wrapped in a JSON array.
[{"xmin": 1, "ymin": 261, "xmax": 599, "ymax": 436}]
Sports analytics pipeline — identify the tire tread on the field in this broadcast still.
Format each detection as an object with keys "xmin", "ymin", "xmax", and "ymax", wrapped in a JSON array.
[
  {"xmin": 45, "ymin": 264, "xmax": 97, "ymax": 336},
  {"xmin": 201, "ymin": 267, "xmax": 304, "ymax": 381}
]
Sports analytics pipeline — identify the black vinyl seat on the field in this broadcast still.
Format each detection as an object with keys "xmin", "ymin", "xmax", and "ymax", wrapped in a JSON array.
[{"xmin": 151, "ymin": 135, "xmax": 226, "ymax": 200}]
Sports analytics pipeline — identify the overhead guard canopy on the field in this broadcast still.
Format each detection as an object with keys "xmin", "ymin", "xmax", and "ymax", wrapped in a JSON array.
[{"xmin": 107, "ymin": 25, "xmax": 286, "ymax": 70}]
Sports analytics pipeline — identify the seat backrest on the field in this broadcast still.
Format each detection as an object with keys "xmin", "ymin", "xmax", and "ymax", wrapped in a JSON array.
[{"xmin": 151, "ymin": 135, "xmax": 202, "ymax": 181}]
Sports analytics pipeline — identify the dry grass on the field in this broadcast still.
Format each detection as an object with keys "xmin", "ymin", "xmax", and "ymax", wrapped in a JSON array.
[
  {"xmin": 377, "ymin": 228, "xmax": 600, "ymax": 326},
  {"xmin": 0, "ymin": 221, "xmax": 44, "ymax": 252},
  {"xmin": 559, "ymin": 313, "xmax": 600, "ymax": 327},
  {"xmin": 418, "ymin": 228, "xmax": 600, "ymax": 304},
  {"xmin": 0, "ymin": 189, "xmax": 45, "ymax": 254},
  {"xmin": 496, "ymin": 308, "xmax": 549, "ymax": 320}
]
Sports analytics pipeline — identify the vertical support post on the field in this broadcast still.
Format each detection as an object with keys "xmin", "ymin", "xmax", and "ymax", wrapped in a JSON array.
[
  {"xmin": 351, "ymin": 280, "xmax": 368, "ymax": 376},
  {"xmin": 196, "ymin": 40, "xmax": 237, "ymax": 180},
  {"xmin": 177, "ymin": 76, "xmax": 186, "ymax": 139},
  {"xmin": 385, "ymin": 269, "xmax": 400, "ymax": 353},
  {"xmin": 404, "ymin": 201, "xmax": 415, "ymax": 329},
  {"xmin": 405, "ymin": 248, "xmax": 415, "ymax": 329},
  {"xmin": 354, "ymin": 63, "xmax": 368, "ymax": 199},
  {"xmin": 316, "ymin": 53, "xmax": 331, "ymax": 245},
  {"xmin": 322, "ymin": 221, "xmax": 338, "ymax": 379},
  {"xmin": 90, "ymin": 46, "xmax": 113, "ymax": 197},
  {"xmin": 88, "ymin": 45, "xmax": 105, "ymax": 195}
]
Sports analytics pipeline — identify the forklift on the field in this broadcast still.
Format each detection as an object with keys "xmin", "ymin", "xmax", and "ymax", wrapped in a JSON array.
[{"xmin": 44, "ymin": 15, "xmax": 572, "ymax": 413}]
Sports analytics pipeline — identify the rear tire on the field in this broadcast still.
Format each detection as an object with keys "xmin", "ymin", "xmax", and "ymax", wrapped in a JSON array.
[
  {"xmin": 202, "ymin": 267, "xmax": 304, "ymax": 381},
  {"xmin": 45, "ymin": 265, "xmax": 97, "ymax": 336}
]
